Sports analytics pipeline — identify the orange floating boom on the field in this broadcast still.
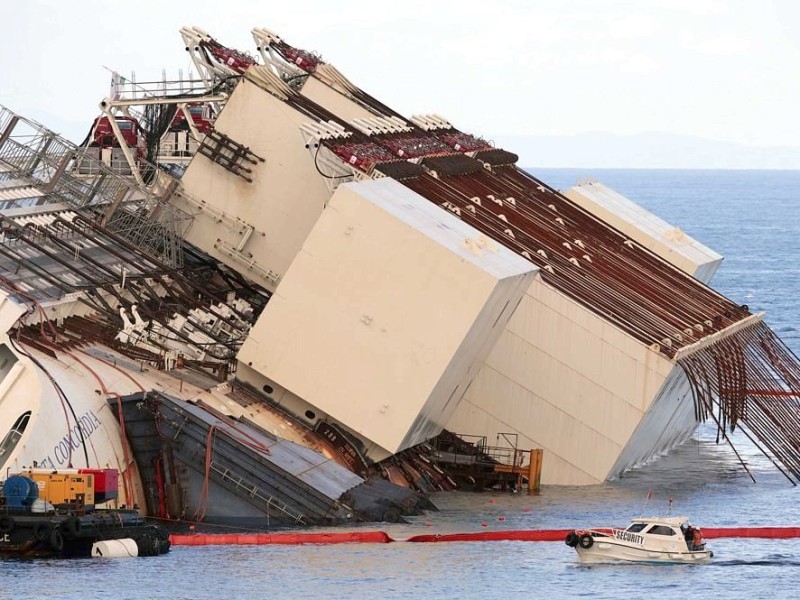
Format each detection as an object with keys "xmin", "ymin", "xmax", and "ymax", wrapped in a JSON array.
[
  {"xmin": 171, "ymin": 531, "xmax": 394, "ymax": 546},
  {"xmin": 169, "ymin": 527, "xmax": 800, "ymax": 546}
]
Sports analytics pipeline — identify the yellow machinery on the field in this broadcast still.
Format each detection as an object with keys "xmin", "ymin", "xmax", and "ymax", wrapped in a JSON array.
[{"xmin": 25, "ymin": 470, "xmax": 95, "ymax": 510}]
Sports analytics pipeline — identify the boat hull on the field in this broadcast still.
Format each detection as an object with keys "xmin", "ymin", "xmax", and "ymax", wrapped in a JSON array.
[
  {"xmin": 575, "ymin": 539, "xmax": 712, "ymax": 564},
  {"xmin": 574, "ymin": 532, "xmax": 714, "ymax": 564},
  {"xmin": 0, "ymin": 511, "xmax": 170, "ymax": 558}
]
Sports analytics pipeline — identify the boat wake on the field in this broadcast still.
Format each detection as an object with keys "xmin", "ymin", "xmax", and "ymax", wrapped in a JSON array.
[
  {"xmin": 708, "ymin": 557, "xmax": 800, "ymax": 567},
  {"xmin": 571, "ymin": 555, "xmax": 800, "ymax": 568}
]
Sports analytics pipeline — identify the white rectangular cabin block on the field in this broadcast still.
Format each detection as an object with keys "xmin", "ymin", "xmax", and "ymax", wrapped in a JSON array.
[
  {"xmin": 175, "ymin": 78, "xmax": 334, "ymax": 290},
  {"xmin": 445, "ymin": 276, "xmax": 678, "ymax": 485},
  {"xmin": 564, "ymin": 181, "xmax": 723, "ymax": 283},
  {"xmin": 238, "ymin": 178, "xmax": 537, "ymax": 455}
]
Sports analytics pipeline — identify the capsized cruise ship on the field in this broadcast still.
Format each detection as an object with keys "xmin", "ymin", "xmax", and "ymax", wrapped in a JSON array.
[{"xmin": 3, "ymin": 26, "xmax": 800, "ymax": 527}]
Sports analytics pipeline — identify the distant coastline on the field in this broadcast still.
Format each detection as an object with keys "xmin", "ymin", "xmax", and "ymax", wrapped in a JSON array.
[
  {"xmin": 494, "ymin": 132, "xmax": 800, "ymax": 170},
  {"xmin": 19, "ymin": 108, "xmax": 800, "ymax": 172}
]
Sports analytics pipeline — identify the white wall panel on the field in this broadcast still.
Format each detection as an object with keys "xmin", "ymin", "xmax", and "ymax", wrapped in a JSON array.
[
  {"xmin": 239, "ymin": 178, "xmax": 536, "ymax": 457},
  {"xmin": 177, "ymin": 79, "xmax": 333, "ymax": 291},
  {"xmin": 565, "ymin": 181, "xmax": 723, "ymax": 283},
  {"xmin": 446, "ymin": 275, "xmax": 690, "ymax": 485}
]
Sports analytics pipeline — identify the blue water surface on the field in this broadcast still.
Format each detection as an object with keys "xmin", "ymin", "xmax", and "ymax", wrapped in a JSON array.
[{"xmin": 3, "ymin": 169, "xmax": 800, "ymax": 599}]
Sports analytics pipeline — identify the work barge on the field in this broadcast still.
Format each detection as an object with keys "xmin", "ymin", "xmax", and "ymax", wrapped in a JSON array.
[
  {"xmin": 2, "ymin": 25, "xmax": 800, "ymax": 530},
  {"xmin": 0, "ymin": 468, "xmax": 170, "ymax": 557}
]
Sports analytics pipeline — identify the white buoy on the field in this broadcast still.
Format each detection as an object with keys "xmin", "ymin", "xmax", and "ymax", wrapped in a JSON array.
[
  {"xmin": 30, "ymin": 499, "xmax": 55, "ymax": 513},
  {"xmin": 91, "ymin": 538, "xmax": 139, "ymax": 558}
]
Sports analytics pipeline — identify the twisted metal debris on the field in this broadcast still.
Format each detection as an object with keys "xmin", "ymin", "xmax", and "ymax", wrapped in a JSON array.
[{"xmin": 679, "ymin": 319, "xmax": 800, "ymax": 484}]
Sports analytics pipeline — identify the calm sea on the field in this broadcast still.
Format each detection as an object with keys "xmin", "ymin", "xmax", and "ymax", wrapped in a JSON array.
[{"xmin": 3, "ymin": 169, "xmax": 800, "ymax": 599}]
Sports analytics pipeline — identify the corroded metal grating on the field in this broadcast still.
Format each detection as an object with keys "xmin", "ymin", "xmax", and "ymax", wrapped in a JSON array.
[
  {"xmin": 0, "ymin": 105, "xmax": 190, "ymax": 269},
  {"xmin": 400, "ymin": 166, "xmax": 748, "ymax": 356}
]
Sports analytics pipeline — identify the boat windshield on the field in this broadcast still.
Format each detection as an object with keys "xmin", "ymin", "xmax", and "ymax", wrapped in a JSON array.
[
  {"xmin": 626, "ymin": 523, "xmax": 647, "ymax": 533},
  {"xmin": 647, "ymin": 525, "xmax": 677, "ymax": 536}
]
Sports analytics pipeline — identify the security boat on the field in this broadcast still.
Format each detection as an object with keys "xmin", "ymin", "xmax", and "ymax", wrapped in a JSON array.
[{"xmin": 565, "ymin": 516, "xmax": 713, "ymax": 564}]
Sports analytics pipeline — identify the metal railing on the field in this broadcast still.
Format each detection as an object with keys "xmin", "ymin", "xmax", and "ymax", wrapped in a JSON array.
[{"xmin": 433, "ymin": 432, "xmax": 529, "ymax": 467}]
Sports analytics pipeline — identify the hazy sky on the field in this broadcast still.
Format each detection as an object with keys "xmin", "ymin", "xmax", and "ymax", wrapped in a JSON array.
[{"xmin": 1, "ymin": 0, "xmax": 798, "ymax": 157}]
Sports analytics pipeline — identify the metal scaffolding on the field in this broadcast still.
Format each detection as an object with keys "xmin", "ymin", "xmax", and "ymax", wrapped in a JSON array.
[{"xmin": 0, "ymin": 104, "xmax": 191, "ymax": 269}]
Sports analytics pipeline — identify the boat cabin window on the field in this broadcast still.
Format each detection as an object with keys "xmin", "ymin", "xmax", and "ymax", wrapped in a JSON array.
[
  {"xmin": 647, "ymin": 525, "xmax": 676, "ymax": 536},
  {"xmin": 626, "ymin": 523, "xmax": 647, "ymax": 533}
]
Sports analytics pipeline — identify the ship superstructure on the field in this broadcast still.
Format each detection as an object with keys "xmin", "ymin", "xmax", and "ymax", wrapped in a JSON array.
[
  {"xmin": 0, "ymin": 107, "xmax": 432, "ymax": 524},
  {"xmin": 165, "ymin": 28, "xmax": 800, "ymax": 485},
  {"xmin": 1, "ymin": 24, "xmax": 800, "ymax": 531}
]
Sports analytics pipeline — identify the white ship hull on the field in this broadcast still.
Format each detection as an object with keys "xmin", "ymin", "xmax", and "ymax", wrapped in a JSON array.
[{"xmin": 0, "ymin": 335, "xmax": 146, "ymax": 509}]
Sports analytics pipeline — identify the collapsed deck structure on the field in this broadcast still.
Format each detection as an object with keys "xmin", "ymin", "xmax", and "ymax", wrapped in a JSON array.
[{"xmin": 0, "ymin": 25, "xmax": 799, "ymax": 529}]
